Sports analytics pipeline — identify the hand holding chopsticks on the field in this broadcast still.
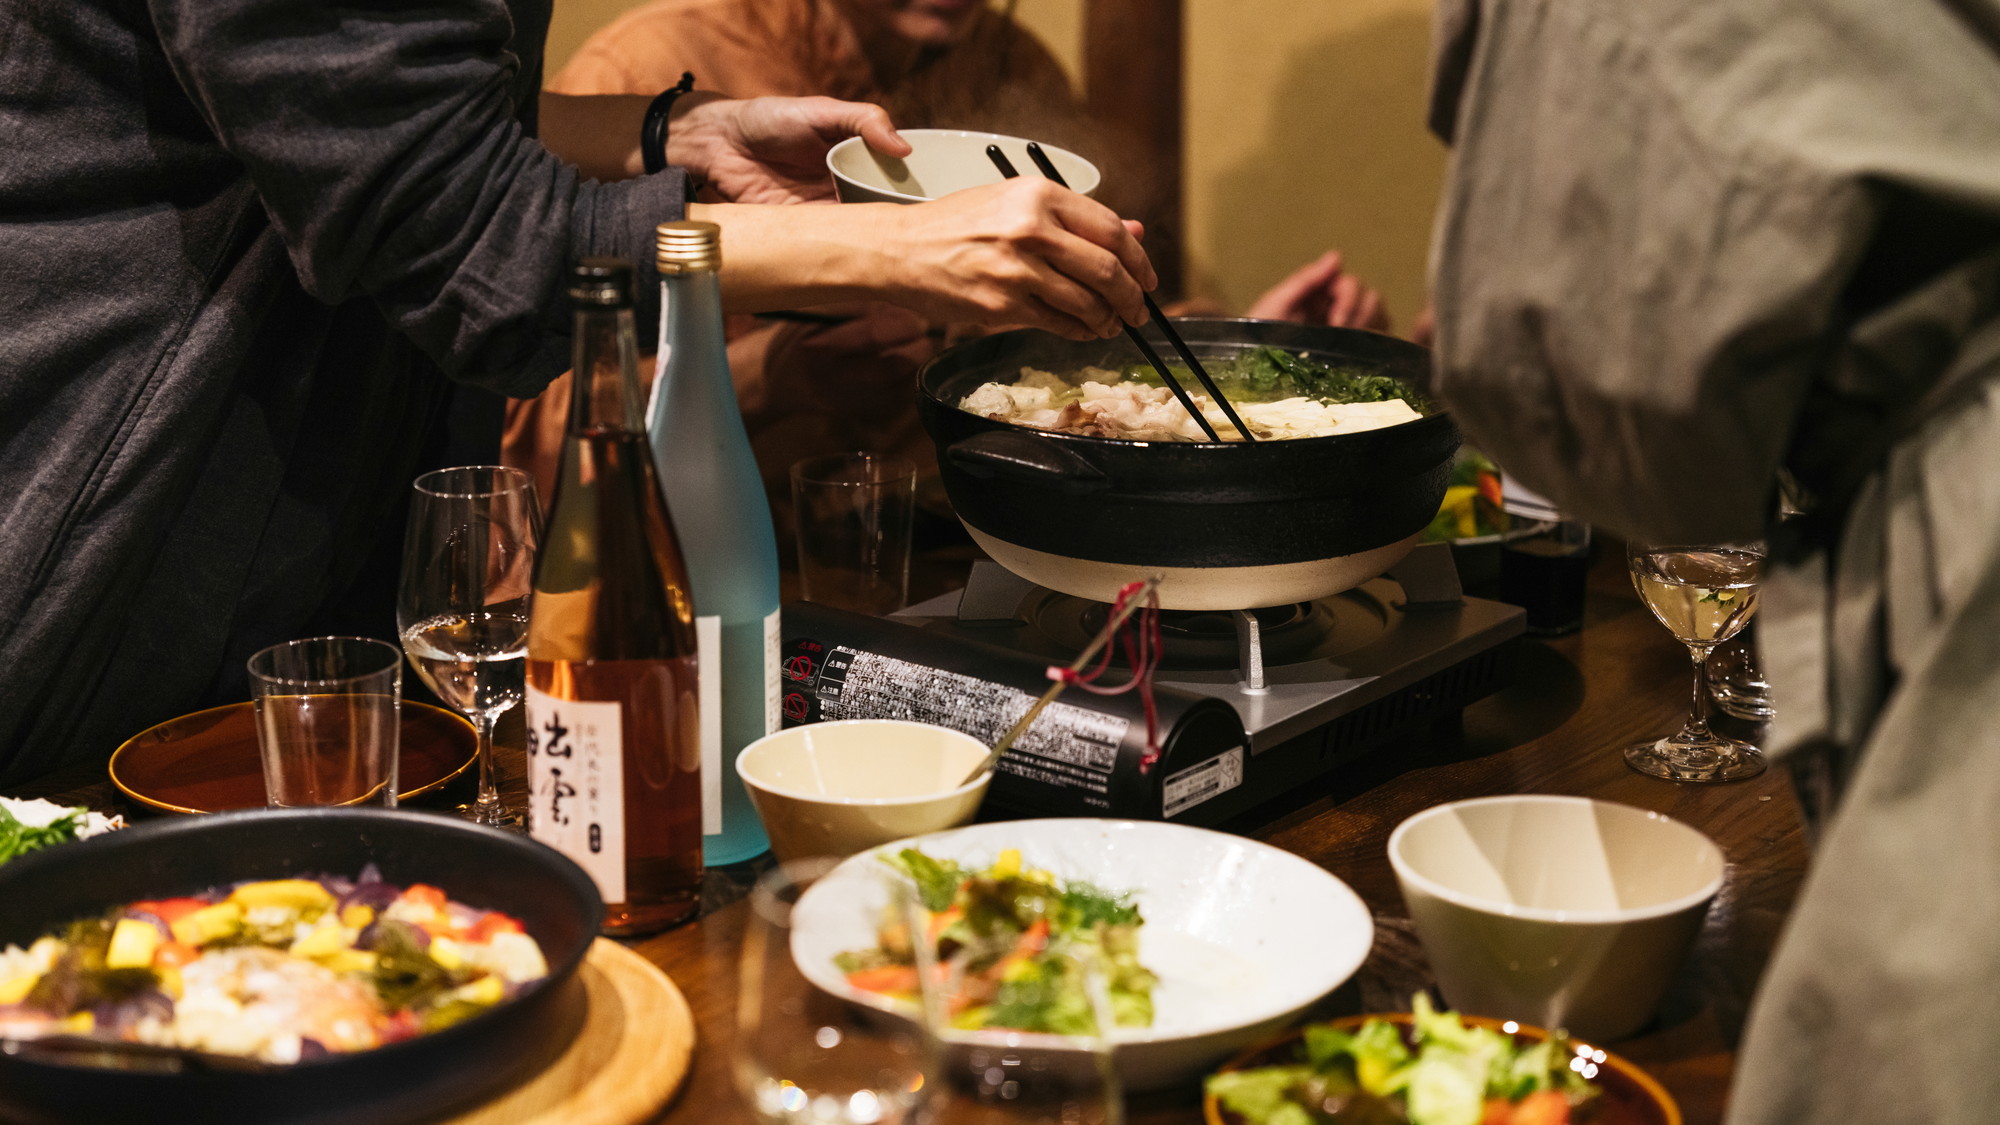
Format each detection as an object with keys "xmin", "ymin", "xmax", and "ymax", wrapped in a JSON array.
[{"xmin": 989, "ymin": 144, "xmax": 1258, "ymax": 444}]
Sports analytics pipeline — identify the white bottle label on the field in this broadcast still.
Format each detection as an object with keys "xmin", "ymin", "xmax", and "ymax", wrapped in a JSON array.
[
  {"xmin": 526, "ymin": 685, "xmax": 626, "ymax": 903},
  {"xmin": 696, "ymin": 615, "xmax": 723, "ymax": 835},
  {"xmin": 764, "ymin": 607, "xmax": 781, "ymax": 736}
]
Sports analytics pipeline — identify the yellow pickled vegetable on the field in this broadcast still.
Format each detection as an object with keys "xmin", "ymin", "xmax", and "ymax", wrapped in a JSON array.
[
  {"xmin": 170, "ymin": 901, "xmax": 243, "ymax": 946},
  {"xmin": 429, "ymin": 935, "xmax": 466, "ymax": 971},
  {"xmin": 105, "ymin": 917, "xmax": 161, "ymax": 969},
  {"xmin": 228, "ymin": 879, "xmax": 335, "ymax": 913},
  {"xmin": 445, "ymin": 975, "xmax": 504, "ymax": 1007},
  {"xmin": 0, "ymin": 971, "xmax": 40, "ymax": 1005},
  {"xmin": 339, "ymin": 903, "xmax": 375, "ymax": 930},
  {"xmin": 991, "ymin": 849, "xmax": 1022, "ymax": 879},
  {"xmin": 289, "ymin": 920, "xmax": 348, "ymax": 960},
  {"xmin": 319, "ymin": 950, "xmax": 378, "ymax": 975}
]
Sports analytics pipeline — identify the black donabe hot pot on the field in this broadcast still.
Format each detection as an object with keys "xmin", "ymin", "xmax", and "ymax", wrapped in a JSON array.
[{"xmin": 917, "ymin": 319, "xmax": 1460, "ymax": 610}]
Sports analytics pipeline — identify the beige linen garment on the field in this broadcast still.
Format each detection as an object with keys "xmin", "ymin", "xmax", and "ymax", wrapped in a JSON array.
[{"xmin": 1426, "ymin": 1, "xmax": 2000, "ymax": 1121}]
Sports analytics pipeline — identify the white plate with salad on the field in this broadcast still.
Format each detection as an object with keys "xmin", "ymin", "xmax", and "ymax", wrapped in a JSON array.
[{"xmin": 791, "ymin": 818, "xmax": 1374, "ymax": 1091}]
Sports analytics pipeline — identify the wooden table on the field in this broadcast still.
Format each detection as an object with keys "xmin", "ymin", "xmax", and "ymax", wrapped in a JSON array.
[
  {"xmin": 16, "ymin": 548, "xmax": 1808, "ymax": 1125},
  {"xmin": 629, "ymin": 551, "xmax": 1808, "ymax": 1124}
]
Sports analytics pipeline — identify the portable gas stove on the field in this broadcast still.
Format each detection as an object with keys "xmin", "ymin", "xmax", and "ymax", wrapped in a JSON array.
[{"xmin": 778, "ymin": 543, "xmax": 1525, "ymax": 828}]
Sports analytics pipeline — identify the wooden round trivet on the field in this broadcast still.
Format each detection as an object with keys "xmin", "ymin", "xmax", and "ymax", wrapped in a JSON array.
[{"xmin": 445, "ymin": 938, "xmax": 696, "ymax": 1125}]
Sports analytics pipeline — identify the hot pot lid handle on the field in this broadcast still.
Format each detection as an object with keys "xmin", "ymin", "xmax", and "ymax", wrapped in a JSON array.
[{"xmin": 946, "ymin": 429, "xmax": 1108, "ymax": 492}]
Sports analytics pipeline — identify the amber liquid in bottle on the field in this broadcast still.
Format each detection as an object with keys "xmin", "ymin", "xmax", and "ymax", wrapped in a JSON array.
[{"xmin": 527, "ymin": 259, "xmax": 703, "ymax": 935}]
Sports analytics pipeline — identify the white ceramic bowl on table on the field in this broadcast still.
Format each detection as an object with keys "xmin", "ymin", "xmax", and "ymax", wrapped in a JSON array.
[
  {"xmin": 789, "ymin": 818, "xmax": 1374, "ymax": 1091},
  {"xmin": 1388, "ymin": 794, "xmax": 1726, "ymax": 1042},
  {"xmin": 827, "ymin": 128, "xmax": 1100, "ymax": 204},
  {"xmin": 735, "ymin": 719, "xmax": 993, "ymax": 864}
]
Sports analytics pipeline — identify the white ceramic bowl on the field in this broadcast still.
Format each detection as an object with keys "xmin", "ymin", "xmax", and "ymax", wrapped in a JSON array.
[
  {"xmin": 790, "ymin": 818, "xmax": 1374, "ymax": 1091},
  {"xmin": 827, "ymin": 128, "xmax": 1101, "ymax": 204},
  {"xmin": 1387, "ymin": 795, "xmax": 1726, "ymax": 1041},
  {"xmin": 735, "ymin": 719, "xmax": 993, "ymax": 864}
]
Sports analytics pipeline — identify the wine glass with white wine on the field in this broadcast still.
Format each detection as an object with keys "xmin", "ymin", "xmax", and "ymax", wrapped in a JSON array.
[
  {"xmin": 398, "ymin": 466, "xmax": 542, "ymax": 828},
  {"xmin": 1625, "ymin": 539, "xmax": 1767, "ymax": 782}
]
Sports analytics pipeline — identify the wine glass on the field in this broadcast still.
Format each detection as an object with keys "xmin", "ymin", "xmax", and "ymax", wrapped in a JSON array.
[
  {"xmin": 398, "ymin": 466, "xmax": 541, "ymax": 828},
  {"xmin": 1625, "ymin": 539, "xmax": 1767, "ymax": 781},
  {"xmin": 736, "ymin": 860, "xmax": 936, "ymax": 1124}
]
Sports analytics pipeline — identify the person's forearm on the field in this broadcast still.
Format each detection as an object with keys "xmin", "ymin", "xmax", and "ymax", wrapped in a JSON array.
[
  {"xmin": 537, "ymin": 92, "xmax": 650, "ymax": 182},
  {"xmin": 689, "ymin": 202, "xmax": 893, "ymax": 312},
  {"xmin": 539, "ymin": 90, "xmax": 737, "ymax": 185}
]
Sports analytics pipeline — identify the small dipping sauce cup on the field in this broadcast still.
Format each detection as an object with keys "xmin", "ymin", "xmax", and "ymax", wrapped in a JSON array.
[{"xmin": 735, "ymin": 719, "xmax": 992, "ymax": 863}]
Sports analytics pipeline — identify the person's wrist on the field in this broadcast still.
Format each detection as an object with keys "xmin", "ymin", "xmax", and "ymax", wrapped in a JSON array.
[
  {"xmin": 694, "ymin": 202, "xmax": 889, "ymax": 311},
  {"xmin": 659, "ymin": 91, "xmax": 732, "ymax": 179}
]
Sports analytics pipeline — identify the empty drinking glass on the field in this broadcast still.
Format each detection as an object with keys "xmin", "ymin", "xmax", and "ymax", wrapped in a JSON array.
[
  {"xmin": 736, "ymin": 859, "xmax": 936, "ymax": 1124},
  {"xmin": 249, "ymin": 636, "xmax": 402, "ymax": 807},
  {"xmin": 791, "ymin": 453, "xmax": 916, "ymax": 615},
  {"xmin": 914, "ymin": 918, "xmax": 1124, "ymax": 1125}
]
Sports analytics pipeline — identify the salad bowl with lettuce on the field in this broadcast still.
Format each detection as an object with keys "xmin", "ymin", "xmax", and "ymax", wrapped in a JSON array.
[
  {"xmin": 1204, "ymin": 996, "xmax": 1680, "ymax": 1125},
  {"xmin": 790, "ymin": 819, "xmax": 1374, "ymax": 1092}
]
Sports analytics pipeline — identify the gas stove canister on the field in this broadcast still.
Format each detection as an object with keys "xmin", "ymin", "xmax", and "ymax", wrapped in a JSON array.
[{"xmin": 780, "ymin": 601, "xmax": 1248, "ymax": 824}]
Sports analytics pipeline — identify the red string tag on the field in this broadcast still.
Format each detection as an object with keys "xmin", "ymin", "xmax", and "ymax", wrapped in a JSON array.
[{"xmin": 1047, "ymin": 580, "xmax": 1165, "ymax": 772}]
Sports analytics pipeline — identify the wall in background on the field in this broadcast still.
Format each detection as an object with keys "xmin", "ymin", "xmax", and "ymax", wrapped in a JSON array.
[
  {"xmin": 545, "ymin": 0, "xmax": 1446, "ymax": 327},
  {"xmin": 1180, "ymin": 0, "xmax": 1445, "ymax": 327}
]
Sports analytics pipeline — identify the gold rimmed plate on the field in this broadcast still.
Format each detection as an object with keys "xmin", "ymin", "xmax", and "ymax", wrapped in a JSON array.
[
  {"xmin": 1203, "ymin": 1012, "xmax": 1681, "ymax": 1125},
  {"xmin": 110, "ymin": 701, "xmax": 477, "ymax": 814}
]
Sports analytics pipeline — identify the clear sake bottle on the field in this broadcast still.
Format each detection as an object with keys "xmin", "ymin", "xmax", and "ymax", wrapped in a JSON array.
[
  {"xmin": 647, "ymin": 221, "xmax": 780, "ymax": 865},
  {"xmin": 526, "ymin": 257, "xmax": 703, "ymax": 935}
]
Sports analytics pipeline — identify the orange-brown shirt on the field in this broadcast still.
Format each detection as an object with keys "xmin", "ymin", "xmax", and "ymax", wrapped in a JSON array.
[{"xmin": 507, "ymin": 0, "xmax": 1085, "ymax": 548}]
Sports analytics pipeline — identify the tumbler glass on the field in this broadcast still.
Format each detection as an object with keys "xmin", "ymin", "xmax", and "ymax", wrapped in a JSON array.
[
  {"xmin": 791, "ymin": 453, "xmax": 916, "ymax": 615},
  {"xmin": 249, "ymin": 636, "xmax": 402, "ymax": 807}
]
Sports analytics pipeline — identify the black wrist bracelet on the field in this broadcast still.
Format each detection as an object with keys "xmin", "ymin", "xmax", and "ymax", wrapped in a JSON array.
[{"xmin": 641, "ymin": 71, "xmax": 697, "ymax": 175}]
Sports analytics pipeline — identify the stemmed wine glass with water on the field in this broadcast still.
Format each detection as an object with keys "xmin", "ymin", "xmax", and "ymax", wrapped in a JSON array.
[
  {"xmin": 1625, "ymin": 539, "xmax": 1767, "ymax": 782},
  {"xmin": 398, "ymin": 466, "xmax": 541, "ymax": 828}
]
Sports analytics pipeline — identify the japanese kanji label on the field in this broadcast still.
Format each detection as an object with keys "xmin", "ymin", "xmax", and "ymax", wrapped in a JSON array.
[{"xmin": 526, "ymin": 685, "xmax": 626, "ymax": 902}]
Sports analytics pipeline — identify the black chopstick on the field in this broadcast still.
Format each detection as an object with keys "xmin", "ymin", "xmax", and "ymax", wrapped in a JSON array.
[
  {"xmin": 984, "ymin": 144, "xmax": 1021, "ymax": 180},
  {"xmin": 986, "ymin": 146, "xmax": 1224, "ymax": 443},
  {"xmin": 1024, "ymin": 144, "xmax": 1257, "ymax": 443}
]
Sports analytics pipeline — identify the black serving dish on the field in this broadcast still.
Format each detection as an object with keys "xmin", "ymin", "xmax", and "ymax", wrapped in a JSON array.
[{"xmin": 0, "ymin": 808, "xmax": 600, "ymax": 1125}]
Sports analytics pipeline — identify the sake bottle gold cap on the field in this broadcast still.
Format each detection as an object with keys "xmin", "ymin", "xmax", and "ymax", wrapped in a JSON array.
[{"xmin": 655, "ymin": 221, "xmax": 720, "ymax": 274}]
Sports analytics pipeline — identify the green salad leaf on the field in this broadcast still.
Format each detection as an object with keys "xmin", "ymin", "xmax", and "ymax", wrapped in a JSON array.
[
  {"xmin": 889, "ymin": 848, "xmax": 965, "ymax": 912},
  {"xmin": 1208, "ymin": 1068, "xmax": 1321, "ymax": 1125},
  {"xmin": 1206, "ymin": 994, "xmax": 1599, "ymax": 1125},
  {"xmin": 0, "ymin": 803, "xmax": 85, "ymax": 864}
]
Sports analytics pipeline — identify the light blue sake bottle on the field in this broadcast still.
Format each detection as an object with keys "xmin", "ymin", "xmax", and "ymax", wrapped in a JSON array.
[{"xmin": 646, "ymin": 221, "xmax": 778, "ymax": 864}]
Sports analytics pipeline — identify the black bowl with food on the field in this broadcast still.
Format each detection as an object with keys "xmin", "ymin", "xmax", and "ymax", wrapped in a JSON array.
[
  {"xmin": 0, "ymin": 808, "xmax": 600, "ymax": 1125},
  {"xmin": 917, "ymin": 319, "xmax": 1458, "ymax": 610}
]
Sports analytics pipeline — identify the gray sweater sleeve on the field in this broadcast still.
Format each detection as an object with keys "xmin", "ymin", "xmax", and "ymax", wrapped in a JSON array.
[{"xmin": 145, "ymin": 0, "xmax": 684, "ymax": 397}]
